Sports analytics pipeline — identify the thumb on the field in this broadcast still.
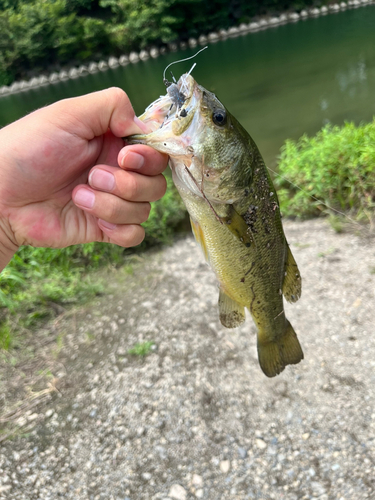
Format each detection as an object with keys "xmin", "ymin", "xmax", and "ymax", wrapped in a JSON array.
[{"xmin": 51, "ymin": 87, "xmax": 148, "ymax": 139}]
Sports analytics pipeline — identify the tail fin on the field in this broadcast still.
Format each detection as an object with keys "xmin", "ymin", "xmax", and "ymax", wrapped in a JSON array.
[{"xmin": 257, "ymin": 320, "xmax": 303, "ymax": 377}]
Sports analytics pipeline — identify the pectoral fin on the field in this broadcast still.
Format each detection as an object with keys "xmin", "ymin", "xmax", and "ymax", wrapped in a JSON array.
[
  {"xmin": 190, "ymin": 217, "xmax": 208, "ymax": 261},
  {"xmin": 282, "ymin": 245, "xmax": 302, "ymax": 303},
  {"xmin": 220, "ymin": 205, "xmax": 254, "ymax": 249},
  {"xmin": 218, "ymin": 289, "xmax": 245, "ymax": 328}
]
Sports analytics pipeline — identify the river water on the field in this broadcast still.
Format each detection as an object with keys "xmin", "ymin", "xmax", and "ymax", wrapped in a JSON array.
[{"xmin": 1, "ymin": 6, "xmax": 375, "ymax": 167}]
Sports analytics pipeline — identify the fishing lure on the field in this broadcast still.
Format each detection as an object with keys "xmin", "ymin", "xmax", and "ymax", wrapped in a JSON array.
[{"xmin": 162, "ymin": 46, "xmax": 208, "ymax": 119}]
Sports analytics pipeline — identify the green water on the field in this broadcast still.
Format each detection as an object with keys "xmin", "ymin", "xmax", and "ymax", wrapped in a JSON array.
[{"xmin": 1, "ymin": 6, "xmax": 375, "ymax": 167}]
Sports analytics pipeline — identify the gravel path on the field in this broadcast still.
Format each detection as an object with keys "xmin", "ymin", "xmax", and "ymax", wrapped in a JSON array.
[{"xmin": 0, "ymin": 219, "xmax": 374, "ymax": 500}]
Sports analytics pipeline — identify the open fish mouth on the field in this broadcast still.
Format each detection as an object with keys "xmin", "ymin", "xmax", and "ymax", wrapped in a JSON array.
[{"xmin": 138, "ymin": 73, "xmax": 196, "ymax": 133}]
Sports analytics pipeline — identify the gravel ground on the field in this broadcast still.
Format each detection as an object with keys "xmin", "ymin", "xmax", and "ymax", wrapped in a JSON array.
[{"xmin": 0, "ymin": 219, "xmax": 374, "ymax": 500}]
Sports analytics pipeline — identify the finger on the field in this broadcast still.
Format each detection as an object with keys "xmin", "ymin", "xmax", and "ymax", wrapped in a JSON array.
[
  {"xmin": 52, "ymin": 87, "xmax": 149, "ymax": 140},
  {"xmin": 88, "ymin": 166, "xmax": 167, "ymax": 202},
  {"xmin": 99, "ymin": 222, "xmax": 145, "ymax": 248},
  {"xmin": 72, "ymin": 186, "xmax": 151, "ymax": 224},
  {"xmin": 118, "ymin": 145, "xmax": 169, "ymax": 176}
]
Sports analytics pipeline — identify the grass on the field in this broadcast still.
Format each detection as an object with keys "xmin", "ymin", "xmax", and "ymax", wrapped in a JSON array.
[
  {"xmin": 275, "ymin": 120, "xmax": 375, "ymax": 222},
  {"xmin": 128, "ymin": 341, "xmax": 155, "ymax": 357},
  {"xmin": 0, "ymin": 176, "xmax": 187, "ymax": 350}
]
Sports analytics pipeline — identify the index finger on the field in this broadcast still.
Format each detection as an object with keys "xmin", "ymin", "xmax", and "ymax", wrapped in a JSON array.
[{"xmin": 51, "ymin": 87, "xmax": 149, "ymax": 140}]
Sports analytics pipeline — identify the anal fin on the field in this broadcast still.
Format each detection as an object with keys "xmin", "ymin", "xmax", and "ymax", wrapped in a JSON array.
[
  {"xmin": 282, "ymin": 244, "xmax": 302, "ymax": 303},
  {"xmin": 219, "ymin": 289, "xmax": 245, "ymax": 328}
]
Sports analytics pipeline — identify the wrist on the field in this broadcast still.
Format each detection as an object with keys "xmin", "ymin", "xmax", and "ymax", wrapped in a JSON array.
[{"xmin": 0, "ymin": 218, "xmax": 19, "ymax": 272}]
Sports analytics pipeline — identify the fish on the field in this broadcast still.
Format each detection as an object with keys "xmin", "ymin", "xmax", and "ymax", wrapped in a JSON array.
[{"xmin": 127, "ymin": 73, "xmax": 303, "ymax": 377}]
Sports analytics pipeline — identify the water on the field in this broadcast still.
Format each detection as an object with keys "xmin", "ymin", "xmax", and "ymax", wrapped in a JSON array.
[{"xmin": 1, "ymin": 6, "xmax": 375, "ymax": 167}]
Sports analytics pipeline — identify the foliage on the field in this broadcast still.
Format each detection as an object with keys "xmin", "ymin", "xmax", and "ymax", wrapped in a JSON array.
[
  {"xmin": 0, "ymin": 0, "xmax": 110, "ymax": 83},
  {"xmin": 101, "ymin": 0, "xmax": 178, "ymax": 49},
  {"xmin": 275, "ymin": 120, "xmax": 375, "ymax": 219},
  {"xmin": 143, "ymin": 175, "xmax": 187, "ymax": 246},
  {"xmin": 0, "ymin": 176, "xmax": 186, "ymax": 345}
]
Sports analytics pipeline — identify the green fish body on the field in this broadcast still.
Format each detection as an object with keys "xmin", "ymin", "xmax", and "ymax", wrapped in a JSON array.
[{"xmin": 128, "ymin": 74, "xmax": 303, "ymax": 377}]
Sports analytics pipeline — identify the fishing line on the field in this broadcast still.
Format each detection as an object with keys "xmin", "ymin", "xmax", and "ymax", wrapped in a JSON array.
[
  {"xmin": 266, "ymin": 165, "xmax": 361, "ymax": 227},
  {"xmin": 163, "ymin": 46, "xmax": 208, "ymax": 82},
  {"xmin": 184, "ymin": 165, "xmax": 223, "ymax": 224}
]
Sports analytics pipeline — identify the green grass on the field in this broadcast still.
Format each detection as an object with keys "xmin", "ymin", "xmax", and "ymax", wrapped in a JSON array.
[
  {"xmin": 0, "ymin": 321, "xmax": 12, "ymax": 350},
  {"xmin": 128, "ymin": 341, "xmax": 154, "ymax": 357},
  {"xmin": 275, "ymin": 120, "xmax": 375, "ymax": 221},
  {"xmin": 0, "ymin": 176, "xmax": 187, "ymax": 349}
]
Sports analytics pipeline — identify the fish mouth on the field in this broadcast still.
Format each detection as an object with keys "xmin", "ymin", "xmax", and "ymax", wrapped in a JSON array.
[
  {"xmin": 136, "ymin": 73, "xmax": 196, "ymax": 133},
  {"xmin": 126, "ymin": 73, "xmax": 201, "ymax": 155}
]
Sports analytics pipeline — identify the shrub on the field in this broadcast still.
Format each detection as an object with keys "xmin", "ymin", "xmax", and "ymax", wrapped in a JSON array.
[{"xmin": 275, "ymin": 120, "xmax": 375, "ymax": 220}]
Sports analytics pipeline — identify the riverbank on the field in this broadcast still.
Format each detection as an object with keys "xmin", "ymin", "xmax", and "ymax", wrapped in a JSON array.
[
  {"xmin": 1, "ymin": 0, "xmax": 374, "ymax": 99},
  {"xmin": 0, "ymin": 219, "xmax": 374, "ymax": 499}
]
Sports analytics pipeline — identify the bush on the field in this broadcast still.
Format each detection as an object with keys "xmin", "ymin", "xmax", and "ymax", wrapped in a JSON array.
[{"xmin": 275, "ymin": 120, "xmax": 375, "ymax": 220}]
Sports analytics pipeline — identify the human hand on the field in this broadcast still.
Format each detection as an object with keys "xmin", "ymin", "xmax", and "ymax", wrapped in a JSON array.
[{"xmin": 0, "ymin": 88, "xmax": 168, "ymax": 270}]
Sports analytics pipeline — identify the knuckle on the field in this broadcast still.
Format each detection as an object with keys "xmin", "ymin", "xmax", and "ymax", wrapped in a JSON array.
[
  {"xmin": 125, "ymin": 174, "xmax": 139, "ymax": 200},
  {"xmin": 106, "ymin": 199, "xmax": 121, "ymax": 221},
  {"xmin": 107, "ymin": 86, "xmax": 128, "ymax": 103}
]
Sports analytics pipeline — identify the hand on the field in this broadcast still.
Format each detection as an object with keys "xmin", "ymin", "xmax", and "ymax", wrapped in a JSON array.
[{"xmin": 0, "ymin": 88, "xmax": 168, "ymax": 270}]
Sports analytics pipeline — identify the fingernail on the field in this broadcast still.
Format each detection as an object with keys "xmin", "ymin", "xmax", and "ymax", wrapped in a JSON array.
[
  {"xmin": 89, "ymin": 169, "xmax": 115, "ymax": 191},
  {"xmin": 99, "ymin": 219, "xmax": 117, "ymax": 230},
  {"xmin": 74, "ymin": 188, "xmax": 95, "ymax": 209},
  {"xmin": 121, "ymin": 151, "xmax": 144, "ymax": 170}
]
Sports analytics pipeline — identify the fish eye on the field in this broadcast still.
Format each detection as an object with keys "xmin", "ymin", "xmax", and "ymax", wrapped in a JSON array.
[
  {"xmin": 212, "ymin": 109, "xmax": 226, "ymax": 126},
  {"xmin": 180, "ymin": 109, "xmax": 187, "ymax": 117}
]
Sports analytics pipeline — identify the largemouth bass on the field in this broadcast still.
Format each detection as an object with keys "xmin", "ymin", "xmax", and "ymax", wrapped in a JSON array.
[{"xmin": 128, "ymin": 73, "xmax": 303, "ymax": 377}]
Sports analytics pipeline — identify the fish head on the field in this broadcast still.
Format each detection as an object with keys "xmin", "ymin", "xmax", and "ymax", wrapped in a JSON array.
[{"xmin": 128, "ymin": 73, "xmax": 256, "ymax": 203}]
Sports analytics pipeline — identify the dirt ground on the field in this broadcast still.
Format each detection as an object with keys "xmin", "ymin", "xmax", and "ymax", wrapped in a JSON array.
[{"xmin": 0, "ymin": 219, "xmax": 374, "ymax": 500}]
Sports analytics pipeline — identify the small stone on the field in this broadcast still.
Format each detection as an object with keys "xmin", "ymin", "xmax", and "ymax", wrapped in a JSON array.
[
  {"xmin": 302, "ymin": 433, "xmax": 310, "ymax": 440},
  {"xmin": 142, "ymin": 472, "xmax": 152, "ymax": 481},
  {"xmin": 45, "ymin": 409, "xmax": 54, "ymax": 418},
  {"xmin": 220, "ymin": 460, "xmax": 230, "ymax": 473},
  {"xmin": 191, "ymin": 474, "xmax": 203, "ymax": 488},
  {"xmin": 28, "ymin": 413, "xmax": 38, "ymax": 421},
  {"xmin": 256, "ymin": 438, "xmax": 267, "ymax": 449},
  {"xmin": 195, "ymin": 490, "xmax": 204, "ymax": 498},
  {"xmin": 238, "ymin": 447, "xmax": 247, "ymax": 459},
  {"xmin": 89, "ymin": 409, "xmax": 97, "ymax": 418},
  {"xmin": 169, "ymin": 484, "xmax": 187, "ymax": 500}
]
